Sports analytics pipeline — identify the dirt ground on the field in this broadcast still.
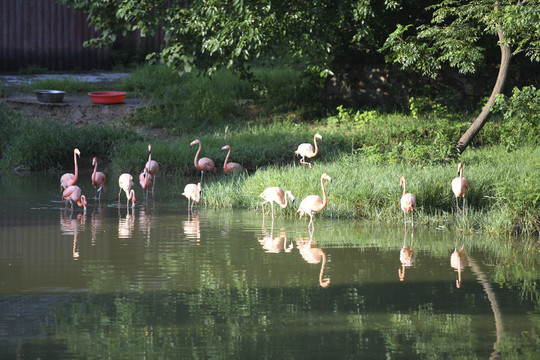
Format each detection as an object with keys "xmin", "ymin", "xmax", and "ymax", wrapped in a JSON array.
[{"xmin": 1, "ymin": 72, "xmax": 174, "ymax": 140}]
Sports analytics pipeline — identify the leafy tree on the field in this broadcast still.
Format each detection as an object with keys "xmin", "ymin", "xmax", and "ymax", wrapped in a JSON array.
[{"xmin": 382, "ymin": 0, "xmax": 540, "ymax": 152}]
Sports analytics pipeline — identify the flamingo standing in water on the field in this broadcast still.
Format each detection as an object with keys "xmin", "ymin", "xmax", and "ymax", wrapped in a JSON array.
[
  {"xmin": 62, "ymin": 185, "xmax": 87, "ymax": 212},
  {"xmin": 452, "ymin": 162, "xmax": 469, "ymax": 216},
  {"xmin": 221, "ymin": 145, "xmax": 243, "ymax": 174},
  {"xmin": 118, "ymin": 173, "xmax": 136, "ymax": 208},
  {"xmin": 259, "ymin": 187, "xmax": 295, "ymax": 221},
  {"xmin": 182, "ymin": 182, "xmax": 202, "ymax": 211},
  {"xmin": 60, "ymin": 148, "xmax": 80, "ymax": 192},
  {"xmin": 400, "ymin": 176, "xmax": 416, "ymax": 231},
  {"xmin": 295, "ymin": 133, "xmax": 322, "ymax": 168},
  {"xmin": 146, "ymin": 144, "xmax": 159, "ymax": 194},
  {"xmin": 190, "ymin": 139, "xmax": 216, "ymax": 183},
  {"xmin": 91, "ymin": 157, "xmax": 107, "ymax": 201},
  {"xmin": 297, "ymin": 173, "xmax": 332, "ymax": 230},
  {"xmin": 139, "ymin": 167, "xmax": 152, "ymax": 201}
]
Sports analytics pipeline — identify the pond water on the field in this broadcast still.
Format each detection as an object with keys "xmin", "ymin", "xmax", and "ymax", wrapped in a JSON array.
[{"xmin": 0, "ymin": 172, "xmax": 538, "ymax": 359}]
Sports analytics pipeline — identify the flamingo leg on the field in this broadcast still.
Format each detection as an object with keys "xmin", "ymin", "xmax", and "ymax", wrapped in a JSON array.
[
  {"xmin": 200, "ymin": 171, "xmax": 204, "ymax": 184},
  {"xmin": 455, "ymin": 196, "xmax": 460, "ymax": 217},
  {"xmin": 403, "ymin": 211, "xmax": 407, "ymax": 231},
  {"xmin": 411, "ymin": 211, "xmax": 414, "ymax": 232},
  {"xmin": 463, "ymin": 197, "xmax": 466, "ymax": 216},
  {"xmin": 152, "ymin": 176, "xmax": 156, "ymax": 194},
  {"xmin": 271, "ymin": 202, "xmax": 275, "ymax": 221}
]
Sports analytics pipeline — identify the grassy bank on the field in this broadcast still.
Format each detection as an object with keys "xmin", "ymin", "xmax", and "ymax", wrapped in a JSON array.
[{"xmin": 1, "ymin": 64, "xmax": 538, "ymax": 235}]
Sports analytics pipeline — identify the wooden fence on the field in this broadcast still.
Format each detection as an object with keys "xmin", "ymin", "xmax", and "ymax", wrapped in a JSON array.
[{"xmin": 0, "ymin": 0, "xmax": 163, "ymax": 71}]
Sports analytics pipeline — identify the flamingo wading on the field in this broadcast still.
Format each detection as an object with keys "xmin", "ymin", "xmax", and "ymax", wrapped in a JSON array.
[
  {"xmin": 60, "ymin": 148, "xmax": 80, "ymax": 192},
  {"xmin": 259, "ymin": 187, "xmax": 295, "ymax": 221},
  {"xmin": 221, "ymin": 145, "xmax": 243, "ymax": 174},
  {"xmin": 118, "ymin": 173, "xmax": 136, "ymax": 208},
  {"xmin": 400, "ymin": 176, "xmax": 416, "ymax": 231},
  {"xmin": 190, "ymin": 139, "xmax": 216, "ymax": 183},
  {"xmin": 146, "ymin": 144, "xmax": 159, "ymax": 194},
  {"xmin": 139, "ymin": 167, "xmax": 152, "ymax": 201},
  {"xmin": 62, "ymin": 185, "xmax": 87, "ymax": 212},
  {"xmin": 297, "ymin": 173, "xmax": 332, "ymax": 230},
  {"xmin": 182, "ymin": 183, "xmax": 202, "ymax": 211},
  {"xmin": 452, "ymin": 162, "xmax": 469, "ymax": 216},
  {"xmin": 91, "ymin": 157, "xmax": 107, "ymax": 200},
  {"xmin": 295, "ymin": 133, "xmax": 322, "ymax": 168}
]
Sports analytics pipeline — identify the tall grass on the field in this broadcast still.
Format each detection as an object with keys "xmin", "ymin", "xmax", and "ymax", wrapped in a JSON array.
[{"xmin": 198, "ymin": 146, "xmax": 539, "ymax": 235}]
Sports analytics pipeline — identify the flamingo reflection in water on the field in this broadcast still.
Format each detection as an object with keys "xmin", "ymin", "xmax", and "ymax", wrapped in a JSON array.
[
  {"xmin": 398, "ymin": 230, "xmax": 415, "ymax": 282},
  {"xmin": 296, "ymin": 230, "xmax": 330, "ymax": 288},
  {"xmin": 60, "ymin": 209, "xmax": 87, "ymax": 260},
  {"xmin": 91, "ymin": 206, "xmax": 105, "ymax": 246},
  {"xmin": 118, "ymin": 208, "xmax": 136, "ymax": 239},
  {"xmin": 183, "ymin": 212, "xmax": 201, "ymax": 242},
  {"xmin": 138, "ymin": 205, "xmax": 154, "ymax": 244},
  {"xmin": 258, "ymin": 219, "xmax": 293, "ymax": 254},
  {"xmin": 451, "ymin": 239, "xmax": 469, "ymax": 288}
]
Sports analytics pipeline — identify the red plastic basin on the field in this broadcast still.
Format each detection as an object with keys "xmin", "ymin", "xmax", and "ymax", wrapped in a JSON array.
[{"xmin": 88, "ymin": 91, "xmax": 126, "ymax": 104}]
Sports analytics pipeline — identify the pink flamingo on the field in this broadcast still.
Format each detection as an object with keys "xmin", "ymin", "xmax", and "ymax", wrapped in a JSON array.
[
  {"xmin": 118, "ymin": 173, "xmax": 136, "ymax": 208},
  {"xmin": 139, "ymin": 167, "xmax": 152, "ymax": 200},
  {"xmin": 182, "ymin": 182, "xmax": 202, "ymax": 211},
  {"xmin": 190, "ymin": 139, "xmax": 216, "ymax": 183},
  {"xmin": 146, "ymin": 144, "xmax": 159, "ymax": 194},
  {"xmin": 91, "ymin": 157, "xmax": 107, "ymax": 200},
  {"xmin": 452, "ymin": 162, "xmax": 469, "ymax": 216},
  {"xmin": 259, "ymin": 187, "xmax": 295, "ymax": 221},
  {"xmin": 221, "ymin": 145, "xmax": 243, "ymax": 174},
  {"xmin": 62, "ymin": 185, "xmax": 87, "ymax": 212},
  {"xmin": 295, "ymin": 133, "xmax": 322, "ymax": 168},
  {"xmin": 60, "ymin": 148, "xmax": 80, "ymax": 192},
  {"xmin": 400, "ymin": 176, "xmax": 416, "ymax": 231},
  {"xmin": 297, "ymin": 173, "xmax": 332, "ymax": 230}
]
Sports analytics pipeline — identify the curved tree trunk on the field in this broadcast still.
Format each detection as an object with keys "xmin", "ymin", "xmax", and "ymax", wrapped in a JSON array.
[{"xmin": 456, "ymin": 31, "xmax": 512, "ymax": 153}]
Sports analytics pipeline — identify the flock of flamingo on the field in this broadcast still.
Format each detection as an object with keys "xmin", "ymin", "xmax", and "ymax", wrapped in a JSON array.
[{"xmin": 59, "ymin": 131, "xmax": 469, "ymax": 231}]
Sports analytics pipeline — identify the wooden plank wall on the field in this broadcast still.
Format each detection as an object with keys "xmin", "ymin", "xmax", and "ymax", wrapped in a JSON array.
[{"xmin": 0, "ymin": 0, "xmax": 164, "ymax": 71}]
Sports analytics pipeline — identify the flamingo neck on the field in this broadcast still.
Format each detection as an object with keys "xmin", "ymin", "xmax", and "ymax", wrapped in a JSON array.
[
  {"xmin": 320, "ymin": 176, "xmax": 328, "ymax": 210},
  {"xmin": 194, "ymin": 143, "xmax": 201, "ymax": 169},
  {"xmin": 223, "ymin": 148, "xmax": 231, "ymax": 171},
  {"xmin": 281, "ymin": 191, "xmax": 291, "ymax": 209},
  {"xmin": 92, "ymin": 160, "xmax": 97, "ymax": 181},
  {"xmin": 313, "ymin": 135, "xmax": 319, "ymax": 156},
  {"xmin": 72, "ymin": 151, "xmax": 79, "ymax": 185},
  {"xmin": 402, "ymin": 180, "xmax": 407, "ymax": 196},
  {"xmin": 459, "ymin": 166, "xmax": 463, "ymax": 180}
]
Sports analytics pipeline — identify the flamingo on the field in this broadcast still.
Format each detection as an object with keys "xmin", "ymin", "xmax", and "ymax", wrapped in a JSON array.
[
  {"xmin": 91, "ymin": 157, "xmax": 107, "ymax": 201},
  {"xmin": 221, "ymin": 145, "xmax": 243, "ymax": 174},
  {"xmin": 62, "ymin": 185, "xmax": 87, "ymax": 212},
  {"xmin": 146, "ymin": 144, "xmax": 159, "ymax": 194},
  {"xmin": 182, "ymin": 182, "xmax": 202, "ymax": 211},
  {"xmin": 295, "ymin": 133, "xmax": 322, "ymax": 168},
  {"xmin": 297, "ymin": 173, "xmax": 332, "ymax": 230},
  {"xmin": 452, "ymin": 162, "xmax": 469, "ymax": 216},
  {"xmin": 259, "ymin": 187, "xmax": 295, "ymax": 221},
  {"xmin": 139, "ymin": 167, "xmax": 152, "ymax": 200},
  {"xmin": 118, "ymin": 173, "xmax": 136, "ymax": 208},
  {"xmin": 400, "ymin": 176, "xmax": 416, "ymax": 231},
  {"xmin": 60, "ymin": 148, "xmax": 80, "ymax": 192},
  {"xmin": 190, "ymin": 139, "xmax": 216, "ymax": 183}
]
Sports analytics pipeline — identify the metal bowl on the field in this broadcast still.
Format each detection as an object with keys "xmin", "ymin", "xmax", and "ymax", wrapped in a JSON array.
[{"xmin": 35, "ymin": 90, "xmax": 66, "ymax": 103}]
